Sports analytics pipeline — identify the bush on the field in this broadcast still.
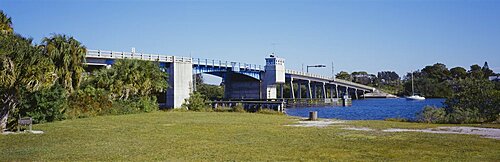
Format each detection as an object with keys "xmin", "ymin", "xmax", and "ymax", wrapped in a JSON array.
[
  {"xmin": 17, "ymin": 84, "xmax": 68, "ymax": 124},
  {"xmin": 417, "ymin": 106, "xmax": 447, "ymax": 123},
  {"xmin": 66, "ymin": 86, "xmax": 113, "ymax": 118},
  {"xmin": 444, "ymin": 79, "xmax": 499, "ymax": 123},
  {"xmin": 182, "ymin": 92, "xmax": 210, "ymax": 111},
  {"xmin": 384, "ymin": 117, "xmax": 408, "ymax": 122},
  {"xmin": 232, "ymin": 104, "xmax": 246, "ymax": 113},
  {"xmin": 256, "ymin": 109, "xmax": 284, "ymax": 115}
]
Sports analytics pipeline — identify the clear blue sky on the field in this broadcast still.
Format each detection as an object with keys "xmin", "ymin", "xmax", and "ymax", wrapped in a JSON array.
[{"xmin": 2, "ymin": 0, "xmax": 499, "ymax": 78}]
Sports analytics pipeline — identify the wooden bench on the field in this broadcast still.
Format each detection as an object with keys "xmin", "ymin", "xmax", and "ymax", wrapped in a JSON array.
[{"xmin": 18, "ymin": 115, "xmax": 32, "ymax": 132}]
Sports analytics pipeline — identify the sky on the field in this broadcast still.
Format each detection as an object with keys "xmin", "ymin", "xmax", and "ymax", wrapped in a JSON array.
[{"xmin": 1, "ymin": 0, "xmax": 499, "ymax": 81}]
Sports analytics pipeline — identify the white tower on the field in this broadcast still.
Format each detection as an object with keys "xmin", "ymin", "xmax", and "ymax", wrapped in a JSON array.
[{"xmin": 261, "ymin": 54, "xmax": 285, "ymax": 99}]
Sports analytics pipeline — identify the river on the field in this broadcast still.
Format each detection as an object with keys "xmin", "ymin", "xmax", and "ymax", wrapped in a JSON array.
[{"xmin": 285, "ymin": 98, "xmax": 445, "ymax": 120}]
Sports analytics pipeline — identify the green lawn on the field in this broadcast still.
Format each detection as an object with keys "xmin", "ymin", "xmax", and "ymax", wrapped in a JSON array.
[{"xmin": 1, "ymin": 111, "xmax": 500, "ymax": 161}]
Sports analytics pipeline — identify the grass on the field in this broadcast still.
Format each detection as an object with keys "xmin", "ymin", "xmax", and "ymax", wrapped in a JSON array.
[{"xmin": 1, "ymin": 111, "xmax": 500, "ymax": 161}]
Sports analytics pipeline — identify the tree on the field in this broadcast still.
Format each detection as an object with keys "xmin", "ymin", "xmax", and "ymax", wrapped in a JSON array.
[
  {"xmin": 482, "ymin": 61, "xmax": 494, "ymax": 79},
  {"xmin": 42, "ymin": 34, "xmax": 87, "ymax": 94},
  {"xmin": 0, "ymin": 10, "xmax": 13, "ymax": 34},
  {"xmin": 335, "ymin": 71, "xmax": 352, "ymax": 81},
  {"xmin": 182, "ymin": 92, "xmax": 209, "ymax": 111},
  {"xmin": 1, "ymin": 33, "xmax": 56, "ymax": 131},
  {"xmin": 421, "ymin": 63, "xmax": 451, "ymax": 82},
  {"xmin": 195, "ymin": 74, "xmax": 224, "ymax": 101},
  {"xmin": 444, "ymin": 78, "xmax": 499, "ymax": 123},
  {"xmin": 450, "ymin": 67, "xmax": 467, "ymax": 79},
  {"xmin": 351, "ymin": 71, "xmax": 376, "ymax": 86},
  {"xmin": 87, "ymin": 59, "xmax": 168, "ymax": 101},
  {"xmin": 468, "ymin": 64, "xmax": 483, "ymax": 79},
  {"xmin": 377, "ymin": 71, "xmax": 400, "ymax": 84}
]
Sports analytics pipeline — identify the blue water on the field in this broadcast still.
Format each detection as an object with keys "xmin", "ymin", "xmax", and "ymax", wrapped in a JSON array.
[{"xmin": 285, "ymin": 98, "xmax": 445, "ymax": 120}]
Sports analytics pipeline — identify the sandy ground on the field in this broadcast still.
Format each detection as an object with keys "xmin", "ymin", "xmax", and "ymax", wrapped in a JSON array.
[
  {"xmin": 342, "ymin": 127, "xmax": 374, "ymax": 131},
  {"xmin": 285, "ymin": 119, "xmax": 346, "ymax": 127},
  {"xmin": 383, "ymin": 127, "xmax": 500, "ymax": 140},
  {"xmin": 1, "ymin": 130, "xmax": 44, "ymax": 135},
  {"xmin": 286, "ymin": 119, "xmax": 500, "ymax": 140}
]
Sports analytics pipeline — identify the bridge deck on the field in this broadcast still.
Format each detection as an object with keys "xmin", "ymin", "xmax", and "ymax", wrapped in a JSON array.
[{"xmin": 86, "ymin": 49, "xmax": 376, "ymax": 92}]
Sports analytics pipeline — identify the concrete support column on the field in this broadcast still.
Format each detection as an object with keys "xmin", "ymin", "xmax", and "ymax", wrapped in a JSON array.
[
  {"xmin": 335, "ymin": 84, "xmax": 339, "ymax": 98},
  {"xmin": 306, "ymin": 80, "xmax": 312, "ymax": 99},
  {"xmin": 330, "ymin": 86, "xmax": 334, "ymax": 99},
  {"xmin": 345, "ymin": 86, "xmax": 349, "ymax": 97},
  {"xmin": 355, "ymin": 88, "xmax": 358, "ymax": 99},
  {"xmin": 322, "ymin": 82, "xmax": 326, "ymax": 99},
  {"xmin": 312, "ymin": 84, "xmax": 316, "ymax": 98},
  {"xmin": 166, "ymin": 57, "xmax": 193, "ymax": 108},
  {"xmin": 290, "ymin": 78, "xmax": 295, "ymax": 99},
  {"xmin": 297, "ymin": 82, "xmax": 302, "ymax": 99},
  {"xmin": 363, "ymin": 90, "xmax": 366, "ymax": 99},
  {"xmin": 280, "ymin": 83, "xmax": 284, "ymax": 99}
]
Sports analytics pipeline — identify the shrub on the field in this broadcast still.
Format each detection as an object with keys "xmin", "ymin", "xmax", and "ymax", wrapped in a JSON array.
[
  {"xmin": 417, "ymin": 106, "xmax": 447, "ymax": 123},
  {"xmin": 18, "ymin": 84, "xmax": 67, "ymax": 124},
  {"xmin": 384, "ymin": 117, "xmax": 408, "ymax": 122},
  {"xmin": 256, "ymin": 109, "xmax": 284, "ymax": 115},
  {"xmin": 182, "ymin": 92, "xmax": 210, "ymax": 111},
  {"xmin": 232, "ymin": 104, "xmax": 246, "ymax": 113},
  {"xmin": 444, "ymin": 79, "xmax": 499, "ymax": 123},
  {"xmin": 66, "ymin": 86, "xmax": 113, "ymax": 118}
]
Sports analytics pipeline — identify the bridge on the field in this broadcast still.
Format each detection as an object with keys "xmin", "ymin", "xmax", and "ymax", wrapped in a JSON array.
[{"xmin": 85, "ymin": 49, "xmax": 376, "ymax": 108}]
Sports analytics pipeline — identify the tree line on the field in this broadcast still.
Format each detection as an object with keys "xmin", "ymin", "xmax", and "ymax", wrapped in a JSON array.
[
  {"xmin": 335, "ymin": 62, "xmax": 497, "ymax": 98},
  {"xmin": 0, "ymin": 11, "xmax": 167, "ymax": 131}
]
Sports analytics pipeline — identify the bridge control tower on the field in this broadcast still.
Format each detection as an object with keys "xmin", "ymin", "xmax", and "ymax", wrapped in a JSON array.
[{"xmin": 261, "ymin": 54, "xmax": 285, "ymax": 99}]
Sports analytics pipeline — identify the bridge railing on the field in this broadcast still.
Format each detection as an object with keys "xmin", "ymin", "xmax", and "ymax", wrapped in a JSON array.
[
  {"xmin": 87, "ymin": 49, "xmax": 188, "ymax": 63},
  {"xmin": 285, "ymin": 69, "xmax": 375, "ymax": 91},
  {"xmin": 87, "ymin": 49, "xmax": 261, "ymax": 71},
  {"xmin": 285, "ymin": 69, "xmax": 334, "ymax": 80},
  {"xmin": 192, "ymin": 58, "xmax": 263, "ymax": 71}
]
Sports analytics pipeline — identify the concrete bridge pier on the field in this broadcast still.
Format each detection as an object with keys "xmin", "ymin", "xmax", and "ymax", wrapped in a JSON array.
[
  {"xmin": 289, "ymin": 78, "xmax": 295, "ymax": 99},
  {"xmin": 322, "ymin": 82, "xmax": 327, "ymax": 99},
  {"xmin": 166, "ymin": 57, "xmax": 193, "ymax": 108},
  {"xmin": 297, "ymin": 82, "xmax": 302, "ymax": 99},
  {"xmin": 312, "ymin": 83, "xmax": 317, "ymax": 98},
  {"xmin": 329, "ymin": 86, "xmax": 334, "ymax": 99},
  {"xmin": 306, "ymin": 80, "xmax": 312, "ymax": 99},
  {"xmin": 335, "ymin": 84, "xmax": 339, "ymax": 98},
  {"xmin": 355, "ymin": 88, "xmax": 359, "ymax": 99},
  {"xmin": 345, "ymin": 86, "xmax": 349, "ymax": 97},
  {"xmin": 280, "ymin": 83, "xmax": 284, "ymax": 99}
]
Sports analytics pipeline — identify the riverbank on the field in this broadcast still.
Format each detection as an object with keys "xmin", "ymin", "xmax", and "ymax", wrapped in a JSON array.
[{"xmin": 1, "ymin": 111, "xmax": 499, "ymax": 161}]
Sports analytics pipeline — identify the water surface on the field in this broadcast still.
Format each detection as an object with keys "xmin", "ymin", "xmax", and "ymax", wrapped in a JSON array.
[{"xmin": 285, "ymin": 98, "xmax": 445, "ymax": 120}]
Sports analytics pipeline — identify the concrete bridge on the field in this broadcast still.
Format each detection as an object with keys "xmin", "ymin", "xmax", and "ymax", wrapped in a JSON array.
[{"xmin": 85, "ymin": 49, "xmax": 376, "ymax": 108}]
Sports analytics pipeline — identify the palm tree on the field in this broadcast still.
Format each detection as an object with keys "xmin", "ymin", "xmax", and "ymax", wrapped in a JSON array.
[
  {"xmin": 43, "ymin": 34, "xmax": 86, "ymax": 94},
  {"xmin": 0, "ymin": 10, "xmax": 13, "ymax": 34},
  {"xmin": 89, "ymin": 59, "xmax": 168, "ymax": 101},
  {"xmin": 1, "ymin": 34, "xmax": 56, "ymax": 131}
]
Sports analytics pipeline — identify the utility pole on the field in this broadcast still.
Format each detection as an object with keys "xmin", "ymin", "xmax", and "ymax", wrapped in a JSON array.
[{"xmin": 331, "ymin": 61, "xmax": 335, "ymax": 80}]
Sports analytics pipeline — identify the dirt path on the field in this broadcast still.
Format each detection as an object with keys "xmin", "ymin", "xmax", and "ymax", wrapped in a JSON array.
[{"xmin": 285, "ymin": 119, "xmax": 500, "ymax": 140}]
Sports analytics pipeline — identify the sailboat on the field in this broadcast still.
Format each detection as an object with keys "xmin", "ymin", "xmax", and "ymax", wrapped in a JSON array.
[{"xmin": 406, "ymin": 72, "xmax": 425, "ymax": 100}]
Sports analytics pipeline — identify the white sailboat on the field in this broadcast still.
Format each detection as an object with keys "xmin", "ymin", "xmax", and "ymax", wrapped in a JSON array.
[{"xmin": 407, "ymin": 72, "xmax": 425, "ymax": 100}]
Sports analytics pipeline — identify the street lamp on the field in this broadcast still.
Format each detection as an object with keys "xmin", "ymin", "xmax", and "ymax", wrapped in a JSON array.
[{"xmin": 306, "ymin": 64, "xmax": 326, "ymax": 73}]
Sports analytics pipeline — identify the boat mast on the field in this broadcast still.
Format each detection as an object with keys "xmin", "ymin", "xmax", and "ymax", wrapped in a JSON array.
[{"xmin": 411, "ymin": 72, "xmax": 415, "ymax": 96}]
